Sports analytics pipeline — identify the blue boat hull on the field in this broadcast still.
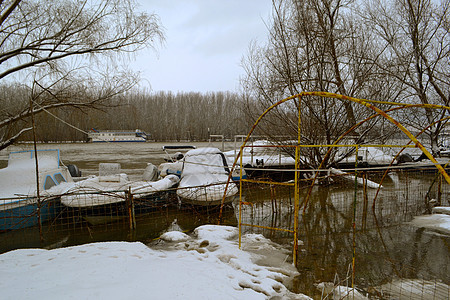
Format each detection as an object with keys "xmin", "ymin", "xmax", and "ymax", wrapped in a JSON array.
[{"xmin": 0, "ymin": 198, "xmax": 62, "ymax": 231}]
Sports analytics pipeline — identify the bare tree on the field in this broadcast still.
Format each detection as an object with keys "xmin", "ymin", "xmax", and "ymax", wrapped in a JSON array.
[
  {"xmin": 0, "ymin": 0, "xmax": 164, "ymax": 150},
  {"xmin": 364, "ymin": 0, "xmax": 450, "ymax": 153},
  {"xmin": 241, "ymin": 0, "xmax": 392, "ymax": 167}
]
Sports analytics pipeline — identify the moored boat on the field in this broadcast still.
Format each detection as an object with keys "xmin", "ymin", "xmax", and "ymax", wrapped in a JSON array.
[
  {"xmin": 87, "ymin": 129, "xmax": 150, "ymax": 142},
  {"xmin": 0, "ymin": 149, "xmax": 74, "ymax": 231},
  {"xmin": 60, "ymin": 163, "xmax": 180, "ymax": 213},
  {"xmin": 176, "ymin": 147, "xmax": 242, "ymax": 206},
  {"xmin": 224, "ymin": 140, "xmax": 296, "ymax": 181},
  {"xmin": 60, "ymin": 174, "xmax": 180, "ymax": 209}
]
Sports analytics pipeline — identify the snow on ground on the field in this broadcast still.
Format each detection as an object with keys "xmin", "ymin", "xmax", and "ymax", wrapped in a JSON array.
[
  {"xmin": 409, "ymin": 206, "xmax": 450, "ymax": 235},
  {"xmin": 377, "ymin": 279, "xmax": 450, "ymax": 300},
  {"xmin": 0, "ymin": 225, "xmax": 310, "ymax": 300},
  {"xmin": 432, "ymin": 206, "xmax": 450, "ymax": 215},
  {"xmin": 316, "ymin": 282, "xmax": 368, "ymax": 300}
]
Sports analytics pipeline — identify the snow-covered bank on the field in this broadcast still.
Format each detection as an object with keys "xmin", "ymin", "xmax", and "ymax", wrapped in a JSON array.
[
  {"xmin": 409, "ymin": 206, "xmax": 450, "ymax": 235},
  {"xmin": 0, "ymin": 225, "xmax": 310, "ymax": 299}
]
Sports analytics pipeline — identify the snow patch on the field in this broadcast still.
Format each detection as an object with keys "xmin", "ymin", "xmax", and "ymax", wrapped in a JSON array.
[
  {"xmin": 316, "ymin": 282, "xmax": 368, "ymax": 300},
  {"xmin": 410, "ymin": 213, "xmax": 450, "ymax": 235},
  {"xmin": 0, "ymin": 225, "xmax": 310, "ymax": 299},
  {"xmin": 160, "ymin": 231, "xmax": 189, "ymax": 242}
]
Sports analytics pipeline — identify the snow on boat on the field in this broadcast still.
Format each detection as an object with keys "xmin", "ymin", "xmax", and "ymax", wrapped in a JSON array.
[
  {"xmin": 224, "ymin": 140, "xmax": 296, "ymax": 169},
  {"xmin": 158, "ymin": 145, "xmax": 196, "ymax": 177},
  {"xmin": 176, "ymin": 147, "xmax": 241, "ymax": 206},
  {"xmin": 335, "ymin": 147, "xmax": 395, "ymax": 168},
  {"xmin": 330, "ymin": 168, "xmax": 382, "ymax": 189},
  {"xmin": 224, "ymin": 140, "xmax": 296, "ymax": 181},
  {"xmin": 60, "ymin": 163, "xmax": 179, "ymax": 209},
  {"xmin": 0, "ymin": 149, "xmax": 74, "ymax": 230}
]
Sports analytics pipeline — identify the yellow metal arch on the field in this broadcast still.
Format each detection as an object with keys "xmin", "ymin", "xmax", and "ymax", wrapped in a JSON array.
[
  {"xmin": 225, "ymin": 91, "xmax": 450, "ymax": 267},
  {"xmin": 311, "ymin": 91, "xmax": 450, "ymax": 184},
  {"xmin": 231, "ymin": 91, "xmax": 450, "ymax": 184}
]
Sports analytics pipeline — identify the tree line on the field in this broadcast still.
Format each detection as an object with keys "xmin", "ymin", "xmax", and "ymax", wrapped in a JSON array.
[
  {"xmin": 1, "ymin": 0, "xmax": 449, "ymax": 165},
  {"xmin": 1, "ymin": 88, "xmax": 250, "ymax": 142},
  {"xmin": 240, "ymin": 0, "xmax": 449, "ymax": 166}
]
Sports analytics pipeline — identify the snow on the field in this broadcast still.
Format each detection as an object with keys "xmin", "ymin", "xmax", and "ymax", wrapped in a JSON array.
[
  {"xmin": 433, "ymin": 206, "xmax": 450, "ymax": 215},
  {"xmin": 224, "ymin": 141, "xmax": 296, "ymax": 168},
  {"xmin": 0, "ymin": 225, "xmax": 310, "ymax": 300},
  {"xmin": 337, "ymin": 147, "xmax": 394, "ymax": 165},
  {"xmin": 60, "ymin": 174, "xmax": 180, "ymax": 207},
  {"xmin": 409, "ymin": 208, "xmax": 450, "ymax": 235},
  {"xmin": 160, "ymin": 231, "xmax": 190, "ymax": 242},
  {"xmin": 316, "ymin": 282, "xmax": 368, "ymax": 300},
  {"xmin": 330, "ymin": 167, "xmax": 382, "ymax": 189},
  {"xmin": 177, "ymin": 148, "xmax": 239, "ymax": 203},
  {"xmin": 0, "ymin": 149, "xmax": 74, "ymax": 200}
]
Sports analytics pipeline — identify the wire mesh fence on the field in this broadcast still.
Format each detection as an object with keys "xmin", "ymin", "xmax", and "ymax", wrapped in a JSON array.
[
  {"xmin": 238, "ymin": 167, "xmax": 449, "ymax": 299},
  {"xmin": 0, "ymin": 167, "xmax": 449, "ymax": 299}
]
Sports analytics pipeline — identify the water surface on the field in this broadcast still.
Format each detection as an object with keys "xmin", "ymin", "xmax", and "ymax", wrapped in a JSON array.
[{"xmin": 1, "ymin": 141, "xmax": 449, "ymax": 298}]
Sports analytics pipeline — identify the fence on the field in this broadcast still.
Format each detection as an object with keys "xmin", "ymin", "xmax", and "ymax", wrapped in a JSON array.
[
  {"xmin": 228, "ymin": 91, "xmax": 450, "ymax": 299},
  {"xmin": 0, "ymin": 166, "xmax": 449, "ymax": 298},
  {"xmin": 238, "ymin": 167, "xmax": 449, "ymax": 299},
  {"xmin": 2, "ymin": 90, "xmax": 450, "ymax": 298}
]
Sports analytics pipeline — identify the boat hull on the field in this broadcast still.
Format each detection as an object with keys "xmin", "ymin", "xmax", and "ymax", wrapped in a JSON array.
[
  {"xmin": 63, "ymin": 191, "xmax": 175, "ymax": 225},
  {"xmin": 176, "ymin": 183, "xmax": 239, "ymax": 206},
  {"xmin": 0, "ymin": 198, "xmax": 62, "ymax": 231},
  {"xmin": 179, "ymin": 194, "xmax": 237, "ymax": 207}
]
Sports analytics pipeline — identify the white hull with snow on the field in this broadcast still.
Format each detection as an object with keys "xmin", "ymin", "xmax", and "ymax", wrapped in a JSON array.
[
  {"xmin": 0, "ymin": 149, "xmax": 75, "ymax": 230},
  {"xmin": 61, "ymin": 174, "xmax": 179, "ymax": 208},
  {"xmin": 176, "ymin": 147, "xmax": 239, "ymax": 206}
]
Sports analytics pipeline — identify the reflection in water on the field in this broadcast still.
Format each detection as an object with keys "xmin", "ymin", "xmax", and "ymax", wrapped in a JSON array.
[
  {"xmin": 0, "ymin": 201, "xmax": 238, "ymax": 254},
  {"xmin": 239, "ymin": 171, "xmax": 449, "ymax": 298}
]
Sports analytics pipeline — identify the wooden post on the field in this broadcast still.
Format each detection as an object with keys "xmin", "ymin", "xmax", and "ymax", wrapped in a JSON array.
[{"xmin": 126, "ymin": 187, "xmax": 136, "ymax": 231}]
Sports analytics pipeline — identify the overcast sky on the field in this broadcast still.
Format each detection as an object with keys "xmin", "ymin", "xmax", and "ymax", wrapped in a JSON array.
[{"xmin": 131, "ymin": 1, "xmax": 272, "ymax": 93}]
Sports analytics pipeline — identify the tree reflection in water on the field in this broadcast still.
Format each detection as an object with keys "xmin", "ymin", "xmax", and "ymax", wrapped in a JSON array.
[{"xmin": 239, "ymin": 170, "xmax": 449, "ymax": 297}]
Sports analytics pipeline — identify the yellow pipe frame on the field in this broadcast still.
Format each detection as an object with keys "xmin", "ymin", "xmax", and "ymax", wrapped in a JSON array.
[{"xmin": 233, "ymin": 91, "xmax": 450, "ymax": 265}]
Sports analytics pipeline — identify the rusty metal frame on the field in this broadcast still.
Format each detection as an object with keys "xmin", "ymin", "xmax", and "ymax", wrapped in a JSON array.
[{"xmin": 219, "ymin": 91, "xmax": 450, "ymax": 268}]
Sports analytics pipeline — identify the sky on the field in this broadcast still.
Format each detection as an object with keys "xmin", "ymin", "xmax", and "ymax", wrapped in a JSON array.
[{"xmin": 131, "ymin": 1, "xmax": 273, "ymax": 93}]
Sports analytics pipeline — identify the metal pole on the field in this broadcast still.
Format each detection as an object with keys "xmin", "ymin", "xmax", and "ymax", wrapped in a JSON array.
[
  {"xmin": 293, "ymin": 95, "xmax": 302, "ymax": 266},
  {"xmin": 238, "ymin": 145, "xmax": 243, "ymax": 249},
  {"xmin": 30, "ymin": 97, "xmax": 43, "ymax": 242},
  {"xmin": 352, "ymin": 145, "xmax": 359, "ymax": 290}
]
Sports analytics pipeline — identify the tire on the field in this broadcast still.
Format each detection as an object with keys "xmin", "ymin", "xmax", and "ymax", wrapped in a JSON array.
[{"xmin": 67, "ymin": 164, "xmax": 81, "ymax": 177}]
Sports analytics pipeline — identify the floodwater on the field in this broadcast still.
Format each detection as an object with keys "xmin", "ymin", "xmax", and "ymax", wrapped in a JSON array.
[
  {"xmin": 0, "ymin": 141, "xmax": 237, "ymax": 179},
  {"xmin": 1, "ymin": 142, "xmax": 449, "ymax": 298}
]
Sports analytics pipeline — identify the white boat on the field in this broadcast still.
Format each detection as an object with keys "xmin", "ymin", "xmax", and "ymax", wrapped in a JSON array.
[
  {"xmin": 176, "ymin": 147, "xmax": 241, "ymax": 206},
  {"xmin": 60, "ymin": 163, "xmax": 179, "ymax": 209},
  {"xmin": 224, "ymin": 140, "xmax": 296, "ymax": 168},
  {"xmin": 0, "ymin": 149, "xmax": 75, "ymax": 230},
  {"xmin": 158, "ymin": 145, "xmax": 196, "ymax": 177},
  {"xmin": 335, "ymin": 147, "xmax": 395, "ymax": 168},
  {"xmin": 224, "ymin": 140, "xmax": 296, "ymax": 181},
  {"xmin": 87, "ymin": 129, "xmax": 150, "ymax": 142}
]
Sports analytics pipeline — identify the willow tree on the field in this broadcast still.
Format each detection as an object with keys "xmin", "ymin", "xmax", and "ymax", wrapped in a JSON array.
[
  {"xmin": 0, "ymin": 0, "xmax": 164, "ymax": 150},
  {"xmin": 364, "ymin": 0, "xmax": 450, "ymax": 154},
  {"xmin": 241, "ymin": 0, "xmax": 393, "ymax": 167}
]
